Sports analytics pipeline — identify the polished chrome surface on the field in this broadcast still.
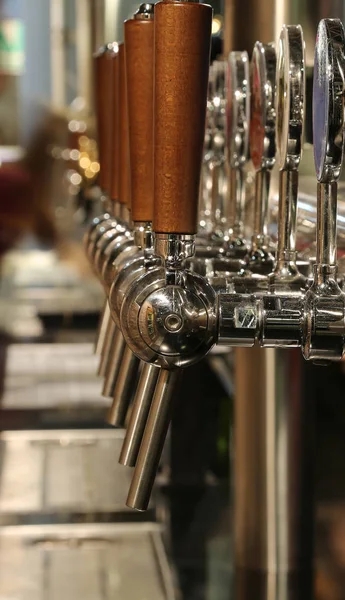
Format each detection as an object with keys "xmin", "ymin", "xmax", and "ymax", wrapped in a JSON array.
[
  {"xmin": 155, "ymin": 234, "xmax": 196, "ymax": 270},
  {"xmin": 133, "ymin": 221, "xmax": 154, "ymax": 251},
  {"xmin": 94, "ymin": 300, "xmax": 110, "ymax": 356},
  {"xmin": 270, "ymin": 25, "xmax": 305, "ymax": 292},
  {"xmin": 134, "ymin": 2, "xmax": 154, "ymax": 19},
  {"xmin": 121, "ymin": 266, "xmax": 217, "ymax": 368},
  {"xmin": 303, "ymin": 19, "xmax": 345, "ymax": 362},
  {"xmin": 127, "ymin": 369, "xmax": 182, "ymax": 512},
  {"xmin": 119, "ymin": 363, "xmax": 160, "ymax": 467},
  {"xmin": 313, "ymin": 19, "xmax": 345, "ymax": 183},
  {"xmin": 83, "ymin": 14, "xmax": 345, "ymax": 518},
  {"xmin": 250, "ymin": 42, "xmax": 276, "ymax": 172},
  {"xmin": 107, "ymin": 346, "xmax": 140, "ymax": 427},
  {"xmin": 102, "ymin": 328, "xmax": 126, "ymax": 397},
  {"xmin": 97, "ymin": 317, "xmax": 116, "ymax": 377},
  {"xmin": 227, "ymin": 51, "xmax": 250, "ymax": 249},
  {"xmin": 276, "ymin": 26, "xmax": 305, "ymax": 171},
  {"xmin": 0, "ymin": 523, "xmax": 175, "ymax": 600},
  {"xmin": 0, "ymin": 430, "xmax": 134, "ymax": 521}
]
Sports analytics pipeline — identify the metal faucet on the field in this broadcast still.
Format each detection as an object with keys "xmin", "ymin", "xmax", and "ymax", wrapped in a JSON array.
[{"xmin": 84, "ymin": 12, "xmax": 345, "ymax": 512}]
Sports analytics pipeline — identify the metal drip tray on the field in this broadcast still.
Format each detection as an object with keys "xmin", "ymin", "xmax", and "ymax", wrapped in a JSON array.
[
  {"xmin": 1, "ymin": 344, "xmax": 109, "ymax": 426},
  {"xmin": 0, "ymin": 523, "xmax": 175, "ymax": 599},
  {"xmin": 0, "ymin": 430, "xmax": 150, "ymax": 524},
  {"xmin": 5, "ymin": 344, "xmax": 99, "ymax": 381}
]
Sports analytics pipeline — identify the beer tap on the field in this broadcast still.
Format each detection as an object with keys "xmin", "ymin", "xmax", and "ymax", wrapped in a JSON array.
[
  {"xmin": 95, "ymin": 40, "xmax": 135, "ymax": 379},
  {"xmin": 86, "ymin": 43, "xmax": 123, "ymax": 356},
  {"xmin": 268, "ymin": 25, "xmax": 305, "ymax": 293},
  {"xmin": 208, "ymin": 60, "xmax": 228, "ymax": 243},
  {"xmin": 240, "ymin": 42, "xmax": 276, "ymax": 283},
  {"xmin": 302, "ymin": 18, "xmax": 345, "ymax": 361},
  {"xmin": 218, "ymin": 19, "xmax": 345, "ymax": 355},
  {"xmin": 105, "ymin": 3, "xmax": 157, "ymax": 417},
  {"xmin": 198, "ymin": 65, "xmax": 215, "ymax": 239},
  {"xmin": 86, "ymin": 41, "xmax": 134, "ymax": 367},
  {"xmin": 118, "ymin": 0, "xmax": 214, "ymax": 511},
  {"xmin": 226, "ymin": 51, "xmax": 250, "ymax": 257}
]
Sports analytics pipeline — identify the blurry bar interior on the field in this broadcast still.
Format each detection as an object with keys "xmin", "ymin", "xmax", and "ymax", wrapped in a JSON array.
[{"xmin": 1, "ymin": 1, "xmax": 345, "ymax": 600}]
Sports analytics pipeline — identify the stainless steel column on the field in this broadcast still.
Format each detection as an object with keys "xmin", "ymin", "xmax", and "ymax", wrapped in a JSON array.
[{"xmin": 234, "ymin": 347, "xmax": 314, "ymax": 584}]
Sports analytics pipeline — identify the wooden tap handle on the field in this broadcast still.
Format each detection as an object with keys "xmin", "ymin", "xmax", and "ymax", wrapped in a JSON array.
[
  {"xmin": 124, "ymin": 14, "xmax": 154, "ymax": 222},
  {"xmin": 153, "ymin": 1, "xmax": 212, "ymax": 234},
  {"xmin": 117, "ymin": 43, "xmax": 131, "ymax": 207},
  {"xmin": 94, "ymin": 44, "xmax": 118, "ymax": 195}
]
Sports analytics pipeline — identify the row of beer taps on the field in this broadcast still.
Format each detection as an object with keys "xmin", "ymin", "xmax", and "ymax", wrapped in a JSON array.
[{"xmin": 84, "ymin": 2, "xmax": 345, "ymax": 511}]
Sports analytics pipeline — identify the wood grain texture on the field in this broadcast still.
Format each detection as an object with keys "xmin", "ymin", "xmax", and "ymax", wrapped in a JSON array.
[
  {"xmin": 94, "ymin": 46, "xmax": 117, "ymax": 195},
  {"xmin": 117, "ymin": 43, "xmax": 131, "ymax": 207},
  {"xmin": 110, "ymin": 49, "xmax": 120, "ymax": 201},
  {"xmin": 124, "ymin": 18, "xmax": 154, "ymax": 222},
  {"xmin": 154, "ymin": 1, "xmax": 212, "ymax": 234}
]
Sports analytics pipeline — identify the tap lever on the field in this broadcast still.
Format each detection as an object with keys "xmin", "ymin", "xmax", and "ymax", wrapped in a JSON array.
[
  {"xmin": 227, "ymin": 51, "xmax": 250, "ymax": 244},
  {"xmin": 94, "ymin": 43, "xmax": 119, "ymax": 202},
  {"xmin": 124, "ymin": 4, "xmax": 154, "ymax": 225},
  {"xmin": 126, "ymin": 369, "xmax": 182, "ymax": 511},
  {"xmin": 247, "ymin": 41, "xmax": 276, "ymax": 271},
  {"xmin": 270, "ymin": 25, "xmax": 305, "ymax": 290},
  {"xmin": 312, "ymin": 18, "xmax": 345, "ymax": 269},
  {"xmin": 153, "ymin": 0, "xmax": 212, "ymax": 235},
  {"xmin": 303, "ymin": 18, "xmax": 345, "ymax": 361},
  {"xmin": 117, "ymin": 43, "xmax": 131, "ymax": 218}
]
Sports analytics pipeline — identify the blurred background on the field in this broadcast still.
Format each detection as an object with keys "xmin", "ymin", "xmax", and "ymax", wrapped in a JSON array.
[{"xmin": 0, "ymin": 1, "xmax": 345, "ymax": 599}]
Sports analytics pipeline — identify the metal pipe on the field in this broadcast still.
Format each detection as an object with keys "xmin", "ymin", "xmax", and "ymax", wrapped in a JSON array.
[
  {"xmin": 277, "ymin": 169, "xmax": 298, "ymax": 260},
  {"xmin": 95, "ymin": 300, "xmax": 111, "ymax": 355},
  {"xmin": 97, "ymin": 319, "xmax": 116, "ymax": 377},
  {"xmin": 317, "ymin": 181, "xmax": 337, "ymax": 266},
  {"xmin": 107, "ymin": 345, "xmax": 140, "ymax": 427},
  {"xmin": 253, "ymin": 169, "xmax": 271, "ymax": 243},
  {"xmin": 127, "ymin": 369, "xmax": 182, "ymax": 511},
  {"xmin": 102, "ymin": 328, "xmax": 126, "ymax": 397},
  {"xmin": 229, "ymin": 166, "xmax": 245, "ymax": 238},
  {"xmin": 119, "ymin": 363, "xmax": 160, "ymax": 467}
]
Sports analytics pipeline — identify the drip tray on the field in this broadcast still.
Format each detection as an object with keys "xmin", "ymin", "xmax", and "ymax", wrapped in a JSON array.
[
  {"xmin": 1, "ymin": 344, "xmax": 109, "ymax": 428},
  {"xmin": 0, "ymin": 522, "xmax": 175, "ymax": 599},
  {"xmin": 0, "ymin": 429, "xmax": 153, "ymax": 524}
]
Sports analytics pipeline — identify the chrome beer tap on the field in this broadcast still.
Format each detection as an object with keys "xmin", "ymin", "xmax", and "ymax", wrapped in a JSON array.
[
  {"xmin": 302, "ymin": 18, "xmax": 345, "ymax": 362},
  {"xmin": 268, "ymin": 25, "xmax": 306, "ymax": 293},
  {"xmin": 82, "ymin": 12, "xmax": 345, "ymax": 513},
  {"xmin": 218, "ymin": 19, "xmax": 345, "ymax": 355},
  {"xmin": 104, "ymin": 3, "xmax": 158, "ymax": 416},
  {"xmin": 118, "ymin": 0, "xmax": 214, "ymax": 511},
  {"xmin": 237, "ymin": 42, "xmax": 277, "ymax": 288},
  {"xmin": 226, "ymin": 51, "xmax": 250, "ymax": 258}
]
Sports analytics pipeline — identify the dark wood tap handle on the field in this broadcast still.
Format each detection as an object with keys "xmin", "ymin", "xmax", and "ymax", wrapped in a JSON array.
[
  {"xmin": 117, "ymin": 43, "xmax": 131, "ymax": 207},
  {"xmin": 94, "ymin": 44, "xmax": 118, "ymax": 196},
  {"xmin": 110, "ymin": 46, "xmax": 120, "ymax": 202},
  {"xmin": 124, "ymin": 13, "xmax": 154, "ymax": 222},
  {"xmin": 153, "ymin": 0, "xmax": 212, "ymax": 234}
]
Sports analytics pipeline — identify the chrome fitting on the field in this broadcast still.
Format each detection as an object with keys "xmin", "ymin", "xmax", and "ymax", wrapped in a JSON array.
[
  {"xmin": 154, "ymin": 234, "xmax": 195, "ymax": 270},
  {"xmin": 133, "ymin": 222, "xmax": 154, "ymax": 252},
  {"xmin": 134, "ymin": 3, "xmax": 154, "ymax": 19}
]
